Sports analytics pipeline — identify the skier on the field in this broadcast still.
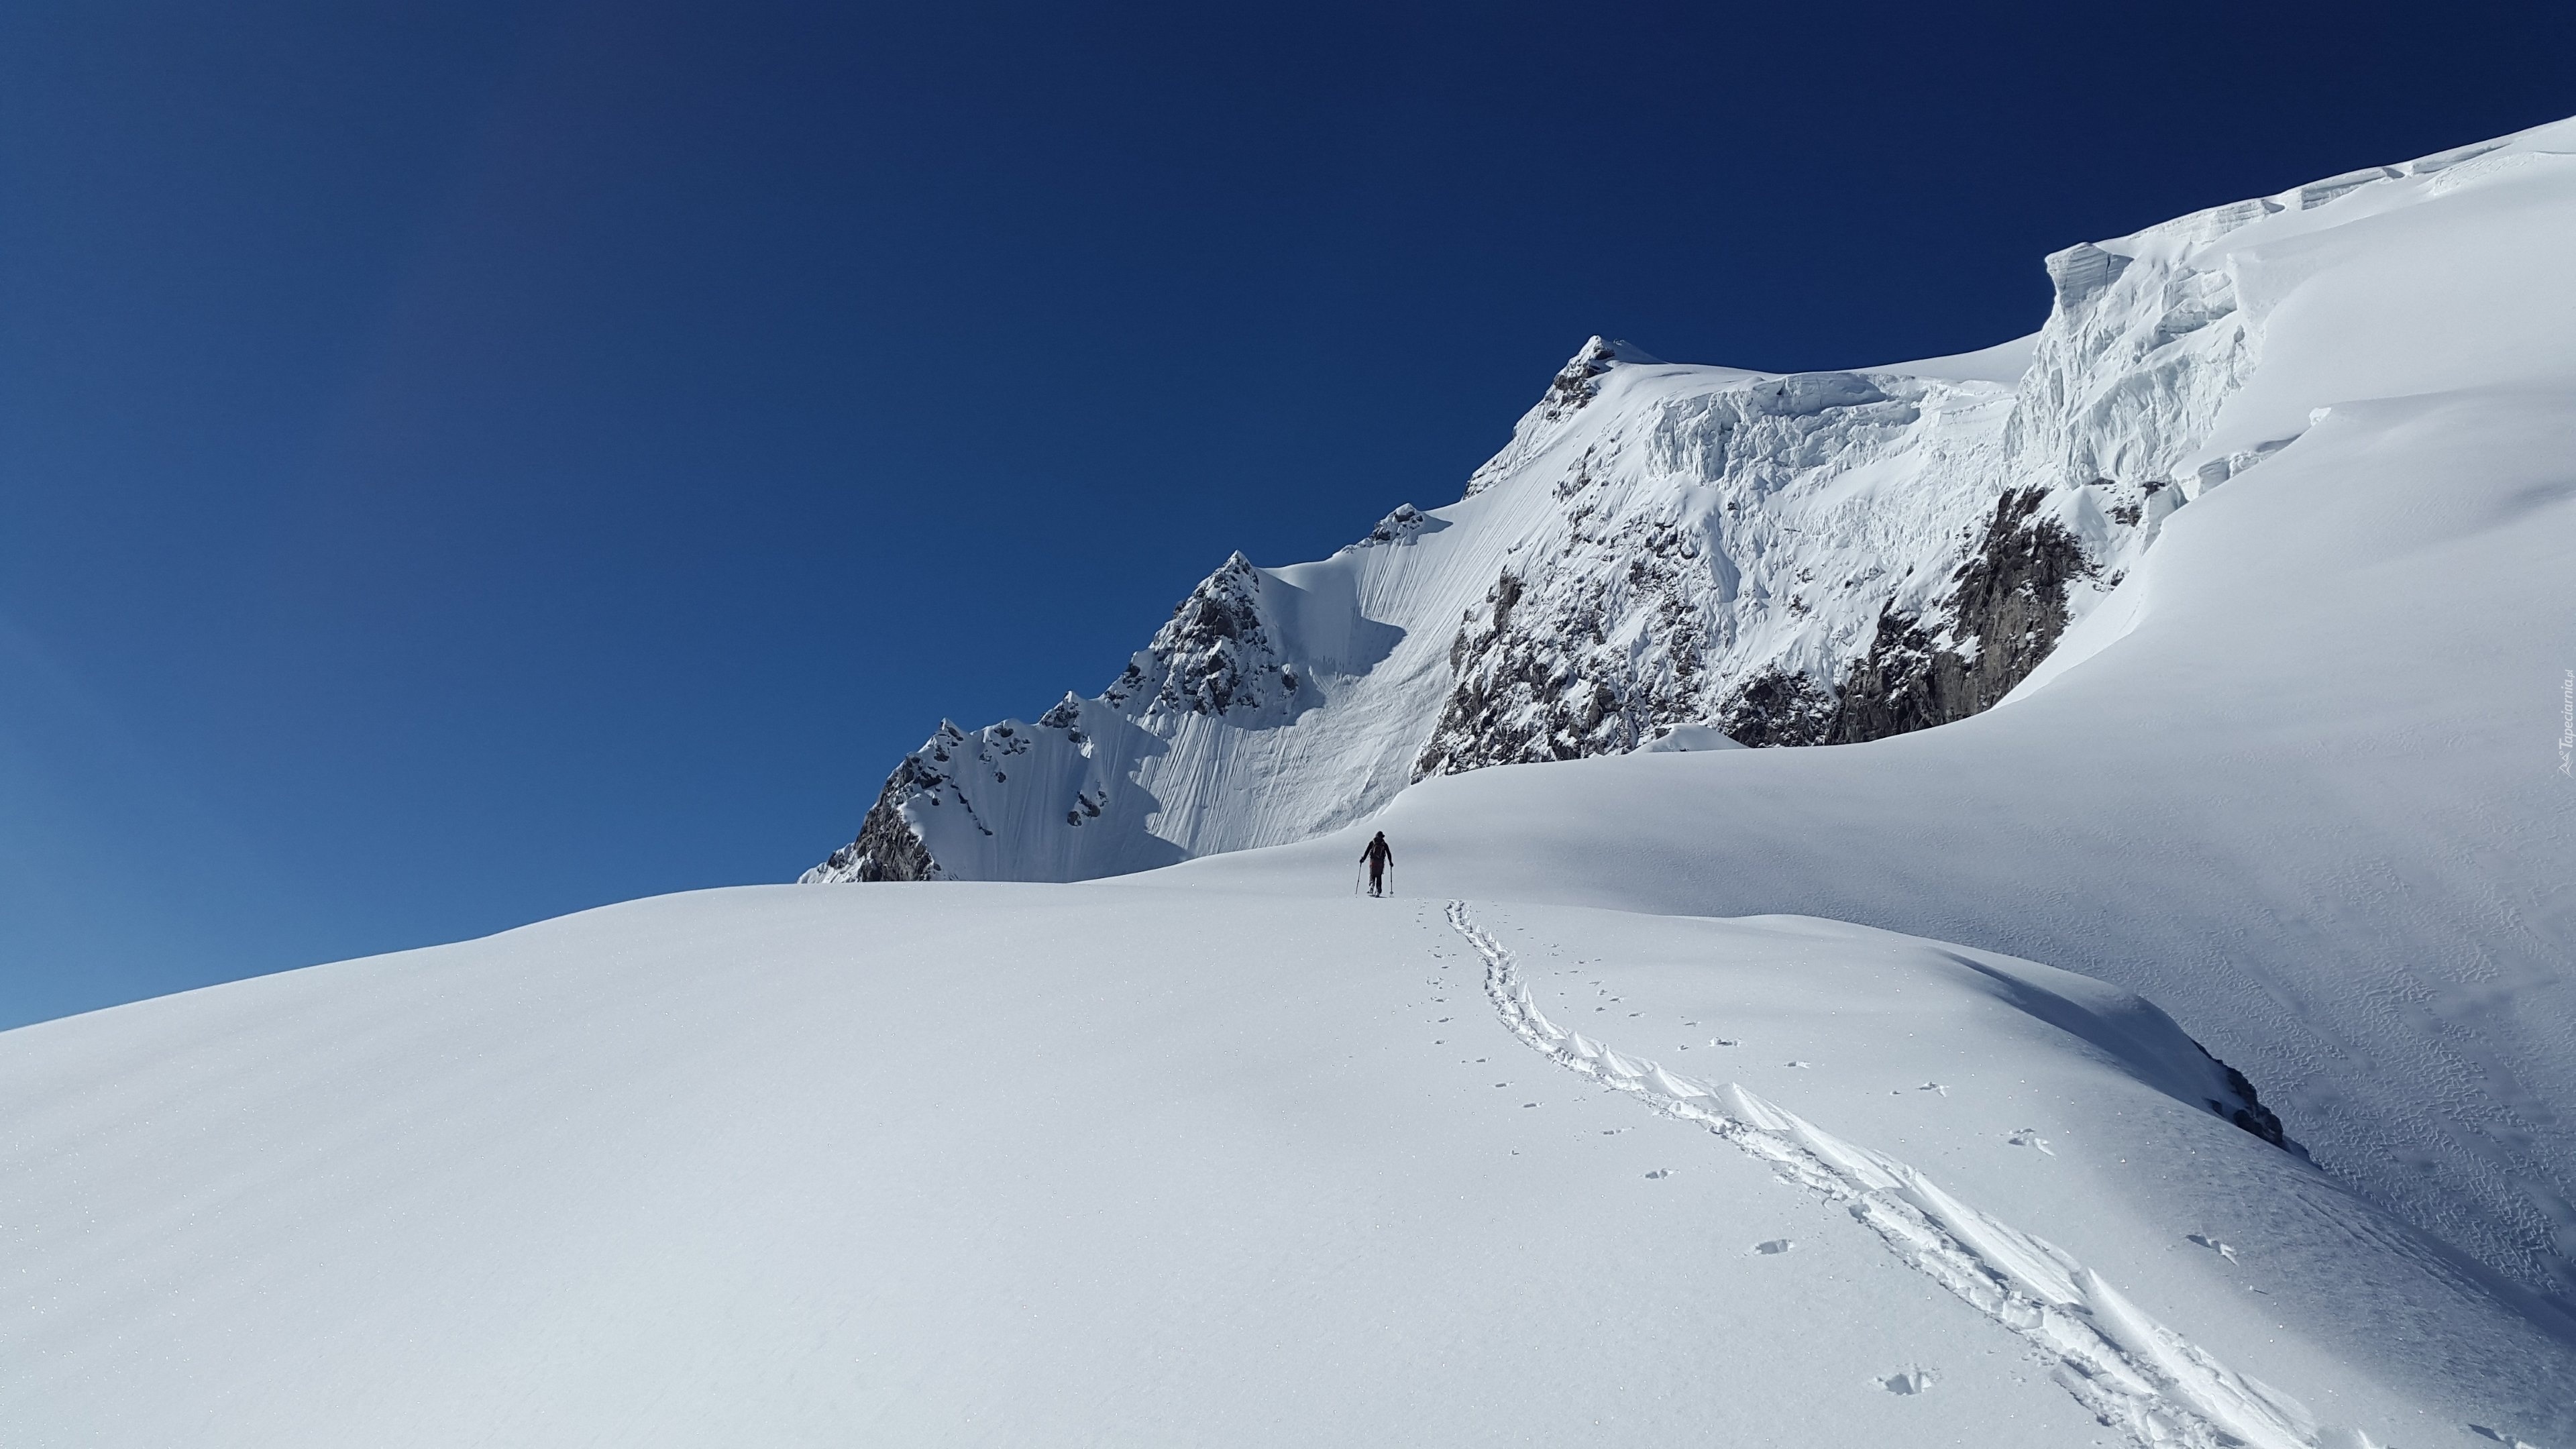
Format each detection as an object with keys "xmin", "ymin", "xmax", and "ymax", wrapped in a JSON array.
[{"xmin": 1360, "ymin": 831, "xmax": 1394, "ymax": 897}]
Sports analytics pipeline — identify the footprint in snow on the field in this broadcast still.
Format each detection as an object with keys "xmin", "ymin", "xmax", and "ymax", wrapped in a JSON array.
[
  {"xmin": 1784, "ymin": 1060, "xmax": 1812, "ymax": 1069},
  {"xmin": 1918, "ymin": 1082, "xmax": 1949, "ymax": 1096},
  {"xmin": 1878, "ymin": 1367, "xmax": 1936, "ymax": 1395},
  {"xmin": 2007, "ymin": 1129, "xmax": 2055, "ymax": 1155},
  {"xmin": 1753, "ymin": 1238, "xmax": 1793, "ymax": 1255},
  {"xmin": 1644, "ymin": 1169, "xmax": 1674, "ymax": 1179},
  {"xmin": 2186, "ymin": 1233, "xmax": 2239, "ymax": 1263},
  {"xmin": 1711, "ymin": 1038, "xmax": 1737, "ymax": 1047}
]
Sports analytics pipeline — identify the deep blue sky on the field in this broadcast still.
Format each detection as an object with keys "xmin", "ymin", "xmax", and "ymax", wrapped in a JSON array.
[{"xmin": 3, "ymin": 1, "xmax": 2571, "ymax": 1028}]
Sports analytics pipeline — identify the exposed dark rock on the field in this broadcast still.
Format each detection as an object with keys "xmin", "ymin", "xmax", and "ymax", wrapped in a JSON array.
[
  {"xmin": 1037, "ymin": 692, "xmax": 1085, "ymax": 738},
  {"xmin": 1414, "ymin": 494, "xmax": 1748, "ymax": 777},
  {"xmin": 1540, "ymin": 337, "xmax": 1622, "ymax": 423},
  {"xmin": 1414, "ymin": 569, "xmax": 1666, "ymax": 778},
  {"xmin": 1353, "ymin": 503, "xmax": 1443, "ymax": 547},
  {"xmin": 1716, "ymin": 669, "xmax": 1837, "ymax": 748},
  {"xmin": 809, "ymin": 761, "xmax": 943, "ymax": 883},
  {"xmin": 1415, "ymin": 484, "xmax": 2106, "ymax": 774},
  {"xmin": 1827, "ymin": 488, "xmax": 2094, "ymax": 743},
  {"xmin": 1485, "ymin": 569, "xmax": 1523, "ymax": 636},
  {"xmin": 1102, "ymin": 552, "xmax": 1294, "ymax": 718},
  {"xmin": 2200, "ymin": 1046, "xmax": 2299, "ymax": 1152}
]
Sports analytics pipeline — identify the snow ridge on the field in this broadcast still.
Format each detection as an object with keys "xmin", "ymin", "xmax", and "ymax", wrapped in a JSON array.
[{"xmin": 1445, "ymin": 900, "xmax": 2376, "ymax": 1449}]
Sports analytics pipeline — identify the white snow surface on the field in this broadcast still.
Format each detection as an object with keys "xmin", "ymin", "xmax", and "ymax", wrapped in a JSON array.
[
  {"xmin": 14, "ymin": 115, "xmax": 2576, "ymax": 1445},
  {"xmin": 9, "ymin": 886, "xmax": 2573, "ymax": 1446},
  {"xmin": 1638, "ymin": 721, "xmax": 1747, "ymax": 753}
]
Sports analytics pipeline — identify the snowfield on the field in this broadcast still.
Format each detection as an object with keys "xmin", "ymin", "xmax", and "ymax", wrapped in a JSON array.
[
  {"xmin": 7, "ymin": 887, "xmax": 2571, "ymax": 1446},
  {"xmin": 10, "ymin": 115, "xmax": 2576, "ymax": 1445}
]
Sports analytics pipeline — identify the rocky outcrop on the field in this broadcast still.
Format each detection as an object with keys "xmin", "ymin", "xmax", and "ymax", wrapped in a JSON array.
[
  {"xmin": 1825, "ymin": 488, "xmax": 2096, "ymax": 742},
  {"xmin": 1411, "ymin": 485, "xmax": 1737, "ymax": 777},
  {"xmin": 1540, "ymin": 336, "xmax": 1621, "ymax": 423},
  {"xmin": 1414, "ymin": 363, "xmax": 2010, "ymax": 777},
  {"xmin": 1413, "ymin": 474, "xmax": 2118, "ymax": 766},
  {"xmin": 1412, "ymin": 570, "xmax": 1631, "ymax": 777},
  {"xmin": 1715, "ymin": 669, "xmax": 1837, "ymax": 749},
  {"xmin": 1350, "ymin": 503, "xmax": 1437, "ymax": 548},
  {"xmin": 2202, "ymin": 1047, "xmax": 2296, "ymax": 1152},
  {"xmin": 800, "ymin": 747, "xmax": 950, "ymax": 883},
  {"xmin": 1103, "ymin": 552, "xmax": 1299, "ymax": 720}
]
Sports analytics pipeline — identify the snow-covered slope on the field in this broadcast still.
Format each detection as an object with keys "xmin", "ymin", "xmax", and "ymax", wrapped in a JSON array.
[
  {"xmin": 805, "ymin": 118, "xmax": 2509, "ymax": 884},
  {"xmin": 1163, "ymin": 118, "xmax": 2576, "ymax": 1307},
  {"xmin": 9, "ymin": 886, "xmax": 2571, "ymax": 1446}
]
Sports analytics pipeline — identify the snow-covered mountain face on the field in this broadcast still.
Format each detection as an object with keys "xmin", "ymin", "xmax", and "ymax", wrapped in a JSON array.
[
  {"xmin": 808, "ymin": 123, "xmax": 2546, "ymax": 888},
  {"xmin": 814, "ymin": 206, "xmax": 2237, "ymax": 885}
]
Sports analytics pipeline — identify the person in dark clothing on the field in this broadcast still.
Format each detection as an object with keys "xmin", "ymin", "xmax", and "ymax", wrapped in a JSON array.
[{"xmin": 1360, "ymin": 831, "xmax": 1393, "ymax": 897}]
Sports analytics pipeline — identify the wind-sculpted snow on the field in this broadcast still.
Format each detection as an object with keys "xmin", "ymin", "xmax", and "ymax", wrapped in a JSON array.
[
  {"xmin": 1449, "ymin": 902, "xmax": 2334, "ymax": 1449},
  {"xmin": 806, "ymin": 108, "xmax": 2478, "ymax": 883}
]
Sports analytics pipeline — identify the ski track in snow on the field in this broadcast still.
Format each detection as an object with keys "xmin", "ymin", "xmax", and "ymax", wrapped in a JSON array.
[{"xmin": 1443, "ymin": 900, "xmax": 2375, "ymax": 1449}]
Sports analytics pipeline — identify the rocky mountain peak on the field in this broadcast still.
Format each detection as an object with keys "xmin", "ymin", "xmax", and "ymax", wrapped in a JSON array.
[
  {"xmin": 1099, "ymin": 550, "xmax": 1295, "ymax": 720},
  {"xmin": 1539, "ymin": 335, "xmax": 1659, "ymax": 424}
]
